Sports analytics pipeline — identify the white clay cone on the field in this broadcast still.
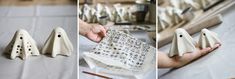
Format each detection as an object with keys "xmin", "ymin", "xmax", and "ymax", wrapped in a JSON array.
[
  {"xmin": 198, "ymin": 29, "xmax": 221, "ymax": 49},
  {"xmin": 5, "ymin": 29, "xmax": 40, "ymax": 60},
  {"xmin": 42, "ymin": 27, "xmax": 73, "ymax": 57},
  {"xmin": 158, "ymin": 16, "xmax": 169, "ymax": 31},
  {"xmin": 169, "ymin": 28, "xmax": 197, "ymax": 57}
]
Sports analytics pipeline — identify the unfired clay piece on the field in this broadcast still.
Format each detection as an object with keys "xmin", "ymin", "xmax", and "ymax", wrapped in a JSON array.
[
  {"xmin": 169, "ymin": 28, "xmax": 197, "ymax": 57},
  {"xmin": 198, "ymin": 28, "xmax": 221, "ymax": 49},
  {"xmin": 5, "ymin": 29, "xmax": 40, "ymax": 60},
  {"xmin": 42, "ymin": 27, "xmax": 73, "ymax": 57}
]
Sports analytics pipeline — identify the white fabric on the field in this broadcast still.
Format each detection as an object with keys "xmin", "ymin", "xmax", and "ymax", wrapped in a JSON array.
[{"xmin": 0, "ymin": 5, "xmax": 77, "ymax": 79}]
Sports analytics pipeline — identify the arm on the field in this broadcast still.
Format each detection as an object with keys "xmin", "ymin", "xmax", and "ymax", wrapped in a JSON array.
[
  {"xmin": 158, "ymin": 44, "xmax": 221, "ymax": 68},
  {"xmin": 79, "ymin": 19, "xmax": 106, "ymax": 42}
]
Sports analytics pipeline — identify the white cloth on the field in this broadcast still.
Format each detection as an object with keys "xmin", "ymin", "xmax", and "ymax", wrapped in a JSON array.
[{"xmin": 0, "ymin": 5, "xmax": 77, "ymax": 79}]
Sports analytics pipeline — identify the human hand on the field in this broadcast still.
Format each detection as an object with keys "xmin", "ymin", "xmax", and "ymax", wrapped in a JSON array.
[
  {"xmin": 171, "ymin": 44, "xmax": 221, "ymax": 68},
  {"xmin": 81, "ymin": 24, "xmax": 107, "ymax": 43}
]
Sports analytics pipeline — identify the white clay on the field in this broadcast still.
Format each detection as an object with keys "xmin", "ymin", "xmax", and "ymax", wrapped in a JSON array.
[
  {"xmin": 198, "ymin": 28, "xmax": 221, "ymax": 49},
  {"xmin": 169, "ymin": 28, "xmax": 197, "ymax": 57},
  {"xmin": 5, "ymin": 29, "xmax": 40, "ymax": 60},
  {"xmin": 195, "ymin": 0, "xmax": 211, "ymax": 9},
  {"xmin": 113, "ymin": 4, "xmax": 126, "ymax": 22},
  {"xmin": 184, "ymin": 0, "xmax": 201, "ymax": 10},
  {"xmin": 172, "ymin": 8, "xmax": 183, "ymax": 24},
  {"xmin": 158, "ymin": 16, "xmax": 169, "ymax": 31},
  {"xmin": 103, "ymin": 6, "xmax": 114, "ymax": 21},
  {"xmin": 81, "ymin": 4, "xmax": 91, "ymax": 22},
  {"xmin": 42, "ymin": 27, "xmax": 73, "ymax": 57},
  {"xmin": 170, "ymin": 0, "xmax": 201, "ymax": 10}
]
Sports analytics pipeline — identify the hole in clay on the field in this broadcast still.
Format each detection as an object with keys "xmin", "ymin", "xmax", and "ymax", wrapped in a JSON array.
[
  {"xmin": 31, "ymin": 52, "xmax": 33, "ymax": 54},
  {"xmin": 179, "ymin": 35, "xmax": 183, "ymax": 37},
  {"xmin": 20, "ymin": 37, "xmax": 23, "ymax": 39},
  {"xmin": 17, "ymin": 45, "xmax": 20, "ymax": 48},
  {"xmin": 20, "ymin": 49, "xmax": 22, "ymax": 51},
  {"xmin": 203, "ymin": 33, "xmax": 206, "ymax": 36},
  {"xmin": 58, "ymin": 35, "xmax": 61, "ymax": 37},
  {"xmin": 28, "ymin": 49, "xmax": 31, "ymax": 51}
]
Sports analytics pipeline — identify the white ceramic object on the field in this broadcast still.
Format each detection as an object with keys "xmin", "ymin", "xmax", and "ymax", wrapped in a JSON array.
[
  {"xmin": 42, "ymin": 27, "xmax": 73, "ymax": 57},
  {"xmin": 198, "ymin": 28, "xmax": 221, "ymax": 49},
  {"xmin": 81, "ymin": 4, "xmax": 91, "ymax": 22},
  {"xmin": 158, "ymin": 8, "xmax": 173, "ymax": 26},
  {"xmin": 103, "ymin": 6, "xmax": 114, "ymax": 21},
  {"xmin": 169, "ymin": 28, "xmax": 197, "ymax": 57},
  {"xmin": 113, "ymin": 4, "xmax": 126, "ymax": 22},
  {"xmin": 158, "ymin": 16, "xmax": 169, "ymax": 31},
  {"xmin": 172, "ymin": 8, "xmax": 183, "ymax": 24},
  {"xmin": 164, "ymin": 7, "xmax": 184, "ymax": 25},
  {"xmin": 184, "ymin": 0, "xmax": 201, "ymax": 10},
  {"xmin": 170, "ymin": 0, "xmax": 201, "ymax": 10},
  {"xmin": 5, "ymin": 29, "xmax": 40, "ymax": 60},
  {"xmin": 195, "ymin": 0, "xmax": 212, "ymax": 9},
  {"xmin": 95, "ymin": 3, "xmax": 104, "ymax": 14}
]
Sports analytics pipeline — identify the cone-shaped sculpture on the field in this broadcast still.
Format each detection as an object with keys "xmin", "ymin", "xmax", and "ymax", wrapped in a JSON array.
[
  {"xmin": 198, "ymin": 29, "xmax": 221, "ymax": 49},
  {"xmin": 169, "ymin": 28, "xmax": 197, "ymax": 57},
  {"xmin": 5, "ymin": 29, "xmax": 40, "ymax": 60},
  {"xmin": 42, "ymin": 27, "xmax": 73, "ymax": 57}
]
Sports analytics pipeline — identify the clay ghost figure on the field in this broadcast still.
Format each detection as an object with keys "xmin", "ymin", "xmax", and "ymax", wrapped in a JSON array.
[
  {"xmin": 42, "ymin": 27, "xmax": 73, "ymax": 57},
  {"xmin": 5, "ymin": 29, "xmax": 40, "ymax": 60},
  {"xmin": 198, "ymin": 29, "xmax": 221, "ymax": 49},
  {"xmin": 169, "ymin": 28, "xmax": 197, "ymax": 57}
]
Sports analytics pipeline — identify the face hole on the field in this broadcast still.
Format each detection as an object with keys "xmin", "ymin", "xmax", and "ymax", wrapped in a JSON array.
[
  {"xmin": 17, "ymin": 45, "xmax": 20, "ymax": 48},
  {"xmin": 179, "ymin": 35, "xmax": 183, "ymax": 37},
  {"xmin": 16, "ymin": 51, "xmax": 18, "ymax": 53},
  {"xmin": 58, "ymin": 35, "xmax": 61, "ymax": 37},
  {"xmin": 31, "ymin": 52, "xmax": 33, "ymax": 54},
  {"xmin": 203, "ymin": 33, "xmax": 206, "ymax": 36},
  {"xmin": 20, "ymin": 49, "xmax": 22, "ymax": 51},
  {"xmin": 20, "ymin": 37, "xmax": 23, "ymax": 39},
  {"xmin": 28, "ymin": 49, "xmax": 31, "ymax": 51}
]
